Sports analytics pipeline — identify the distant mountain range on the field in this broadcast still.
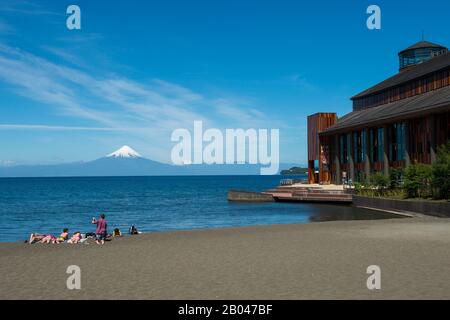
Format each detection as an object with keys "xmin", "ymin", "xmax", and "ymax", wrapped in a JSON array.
[{"xmin": 0, "ymin": 146, "xmax": 303, "ymax": 177}]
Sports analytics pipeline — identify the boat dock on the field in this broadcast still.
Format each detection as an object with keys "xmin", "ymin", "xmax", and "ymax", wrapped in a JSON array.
[{"xmin": 228, "ymin": 182, "xmax": 353, "ymax": 204}]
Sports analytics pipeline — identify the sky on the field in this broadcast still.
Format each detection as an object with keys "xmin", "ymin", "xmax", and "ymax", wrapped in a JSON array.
[{"xmin": 0, "ymin": 0, "xmax": 449, "ymax": 166}]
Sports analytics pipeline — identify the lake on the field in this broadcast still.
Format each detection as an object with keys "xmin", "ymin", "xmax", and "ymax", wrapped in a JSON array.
[{"xmin": 0, "ymin": 175, "xmax": 400, "ymax": 242}]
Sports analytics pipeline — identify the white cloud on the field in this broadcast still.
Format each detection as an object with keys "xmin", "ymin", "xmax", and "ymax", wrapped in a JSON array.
[
  {"xmin": 0, "ymin": 44, "xmax": 281, "ymax": 162},
  {"xmin": 286, "ymin": 73, "xmax": 316, "ymax": 90},
  {"xmin": 0, "ymin": 160, "xmax": 16, "ymax": 167},
  {"xmin": 0, "ymin": 124, "xmax": 130, "ymax": 131},
  {"xmin": 0, "ymin": 0, "xmax": 62, "ymax": 17}
]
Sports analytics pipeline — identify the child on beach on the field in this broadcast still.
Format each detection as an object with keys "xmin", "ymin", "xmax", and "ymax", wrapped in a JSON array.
[{"xmin": 113, "ymin": 228, "xmax": 122, "ymax": 237}]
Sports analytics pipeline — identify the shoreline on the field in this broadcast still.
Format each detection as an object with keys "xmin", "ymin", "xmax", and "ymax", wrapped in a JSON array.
[
  {"xmin": 0, "ymin": 206, "xmax": 409, "ymax": 244},
  {"xmin": 1, "ymin": 217, "xmax": 450, "ymax": 299}
]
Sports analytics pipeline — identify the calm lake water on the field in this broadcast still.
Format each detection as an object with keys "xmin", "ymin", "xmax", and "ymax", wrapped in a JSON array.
[{"xmin": 0, "ymin": 175, "xmax": 400, "ymax": 242}]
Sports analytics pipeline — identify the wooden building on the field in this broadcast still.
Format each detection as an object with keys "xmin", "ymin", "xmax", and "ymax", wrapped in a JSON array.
[
  {"xmin": 308, "ymin": 41, "xmax": 450, "ymax": 184},
  {"xmin": 307, "ymin": 113, "xmax": 337, "ymax": 184}
]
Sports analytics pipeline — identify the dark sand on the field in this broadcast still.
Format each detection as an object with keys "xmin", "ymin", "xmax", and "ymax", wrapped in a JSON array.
[{"xmin": 1, "ymin": 217, "xmax": 450, "ymax": 300}]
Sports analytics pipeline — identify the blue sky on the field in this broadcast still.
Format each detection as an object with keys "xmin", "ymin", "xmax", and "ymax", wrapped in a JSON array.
[{"xmin": 0, "ymin": 0, "xmax": 449, "ymax": 165}]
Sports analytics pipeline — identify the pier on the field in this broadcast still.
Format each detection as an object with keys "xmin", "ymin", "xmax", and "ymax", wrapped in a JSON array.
[{"xmin": 228, "ymin": 183, "xmax": 353, "ymax": 204}]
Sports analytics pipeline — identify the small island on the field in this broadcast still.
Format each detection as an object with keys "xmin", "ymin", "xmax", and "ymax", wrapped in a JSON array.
[{"xmin": 280, "ymin": 167, "xmax": 308, "ymax": 175}]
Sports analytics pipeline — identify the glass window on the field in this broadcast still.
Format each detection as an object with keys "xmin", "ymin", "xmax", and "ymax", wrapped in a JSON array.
[
  {"xmin": 377, "ymin": 128, "xmax": 384, "ymax": 162},
  {"xmin": 361, "ymin": 130, "xmax": 366, "ymax": 163},
  {"xmin": 347, "ymin": 134, "xmax": 351, "ymax": 163}
]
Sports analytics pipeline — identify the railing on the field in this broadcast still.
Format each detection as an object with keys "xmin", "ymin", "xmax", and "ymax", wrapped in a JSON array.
[{"xmin": 280, "ymin": 179, "xmax": 307, "ymax": 186}]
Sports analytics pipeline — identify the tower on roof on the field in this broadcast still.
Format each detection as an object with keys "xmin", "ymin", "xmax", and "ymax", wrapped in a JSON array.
[{"xmin": 398, "ymin": 40, "xmax": 448, "ymax": 72}]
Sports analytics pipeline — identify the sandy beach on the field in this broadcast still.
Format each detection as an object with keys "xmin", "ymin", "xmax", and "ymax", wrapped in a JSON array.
[{"xmin": 1, "ymin": 217, "xmax": 450, "ymax": 300}]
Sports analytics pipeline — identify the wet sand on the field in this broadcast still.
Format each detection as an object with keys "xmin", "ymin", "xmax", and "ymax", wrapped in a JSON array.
[{"xmin": 1, "ymin": 217, "xmax": 450, "ymax": 300}]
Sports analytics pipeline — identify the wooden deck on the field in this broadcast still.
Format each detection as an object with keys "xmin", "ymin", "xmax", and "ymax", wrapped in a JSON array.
[
  {"xmin": 263, "ymin": 187, "xmax": 353, "ymax": 203},
  {"xmin": 228, "ymin": 186, "xmax": 353, "ymax": 204}
]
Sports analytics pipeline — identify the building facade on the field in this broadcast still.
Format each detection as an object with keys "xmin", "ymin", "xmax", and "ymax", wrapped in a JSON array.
[{"xmin": 308, "ymin": 41, "xmax": 450, "ymax": 185}]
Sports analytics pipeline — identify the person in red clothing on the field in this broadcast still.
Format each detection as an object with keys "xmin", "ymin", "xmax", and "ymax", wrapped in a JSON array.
[{"xmin": 92, "ymin": 213, "xmax": 108, "ymax": 245}]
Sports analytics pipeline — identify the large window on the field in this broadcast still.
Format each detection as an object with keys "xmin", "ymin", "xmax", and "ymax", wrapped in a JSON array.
[
  {"xmin": 352, "ymin": 130, "xmax": 366, "ymax": 163},
  {"xmin": 388, "ymin": 123, "xmax": 406, "ymax": 161},
  {"xmin": 377, "ymin": 128, "xmax": 384, "ymax": 162},
  {"xmin": 369, "ymin": 127, "xmax": 384, "ymax": 162},
  {"xmin": 339, "ymin": 134, "xmax": 349, "ymax": 164},
  {"xmin": 399, "ymin": 48, "xmax": 447, "ymax": 70},
  {"xmin": 347, "ymin": 133, "xmax": 351, "ymax": 164}
]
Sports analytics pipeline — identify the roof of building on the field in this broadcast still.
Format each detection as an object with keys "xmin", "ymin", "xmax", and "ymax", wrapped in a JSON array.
[
  {"xmin": 351, "ymin": 51, "xmax": 450, "ymax": 100},
  {"xmin": 323, "ymin": 85, "xmax": 450, "ymax": 134},
  {"xmin": 399, "ymin": 40, "xmax": 447, "ymax": 55}
]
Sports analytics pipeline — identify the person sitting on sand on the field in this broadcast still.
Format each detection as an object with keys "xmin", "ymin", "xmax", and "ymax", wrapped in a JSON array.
[
  {"xmin": 55, "ymin": 228, "xmax": 69, "ymax": 244},
  {"xmin": 92, "ymin": 214, "xmax": 108, "ymax": 245},
  {"xmin": 67, "ymin": 232, "xmax": 82, "ymax": 244},
  {"xmin": 129, "ymin": 226, "xmax": 140, "ymax": 235},
  {"xmin": 113, "ymin": 228, "xmax": 122, "ymax": 237}
]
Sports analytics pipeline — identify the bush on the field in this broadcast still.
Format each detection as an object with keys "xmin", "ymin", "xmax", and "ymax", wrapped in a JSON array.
[
  {"xmin": 371, "ymin": 171, "xmax": 389, "ymax": 189},
  {"xmin": 354, "ymin": 182, "xmax": 362, "ymax": 194},
  {"xmin": 432, "ymin": 142, "xmax": 450, "ymax": 200},
  {"xmin": 389, "ymin": 168, "xmax": 404, "ymax": 189},
  {"xmin": 404, "ymin": 162, "xmax": 432, "ymax": 198}
]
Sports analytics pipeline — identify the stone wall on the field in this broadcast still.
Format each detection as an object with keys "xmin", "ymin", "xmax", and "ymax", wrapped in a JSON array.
[
  {"xmin": 353, "ymin": 196, "xmax": 450, "ymax": 218},
  {"xmin": 228, "ymin": 190, "xmax": 274, "ymax": 202}
]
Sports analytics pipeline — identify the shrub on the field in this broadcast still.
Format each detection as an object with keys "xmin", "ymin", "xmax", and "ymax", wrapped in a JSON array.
[
  {"xmin": 371, "ymin": 171, "xmax": 389, "ymax": 189},
  {"xmin": 354, "ymin": 182, "xmax": 362, "ymax": 194},
  {"xmin": 389, "ymin": 168, "xmax": 404, "ymax": 189},
  {"xmin": 432, "ymin": 142, "xmax": 450, "ymax": 200},
  {"xmin": 404, "ymin": 162, "xmax": 432, "ymax": 198}
]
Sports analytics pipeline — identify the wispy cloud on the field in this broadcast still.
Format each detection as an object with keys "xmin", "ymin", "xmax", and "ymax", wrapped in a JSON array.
[
  {"xmin": 41, "ymin": 45, "xmax": 88, "ymax": 68},
  {"xmin": 0, "ymin": 124, "xmax": 130, "ymax": 131},
  {"xmin": 0, "ymin": 160, "xmax": 16, "ymax": 167},
  {"xmin": 0, "ymin": 0, "xmax": 62, "ymax": 17},
  {"xmin": 0, "ymin": 44, "xmax": 278, "ymax": 162},
  {"xmin": 285, "ymin": 73, "xmax": 316, "ymax": 91}
]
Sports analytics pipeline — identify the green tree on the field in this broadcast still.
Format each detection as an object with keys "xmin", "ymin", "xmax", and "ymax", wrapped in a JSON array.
[
  {"xmin": 404, "ymin": 162, "xmax": 432, "ymax": 198},
  {"xmin": 432, "ymin": 142, "xmax": 450, "ymax": 200}
]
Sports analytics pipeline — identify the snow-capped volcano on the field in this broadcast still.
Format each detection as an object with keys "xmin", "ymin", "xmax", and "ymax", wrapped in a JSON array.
[
  {"xmin": 0, "ymin": 145, "xmax": 297, "ymax": 177},
  {"xmin": 107, "ymin": 146, "xmax": 142, "ymax": 158}
]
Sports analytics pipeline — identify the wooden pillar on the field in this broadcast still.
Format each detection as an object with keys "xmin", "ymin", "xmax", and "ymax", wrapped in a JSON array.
[
  {"xmin": 429, "ymin": 115, "xmax": 437, "ymax": 164},
  {"xmin": 308, "ymin": 160, "xmax": 315, "ymax": 184},
  {"xmin": 383, "ymin": 125, "xmax": 390, "ymax": 176},
  {"xmin": 348, "ymin": 133, "xmax": 355, "ymax": 182},
  {"xmin": 334, "ymin": 135, "xmax": 341, "ymax": 184},
  {"xmin": 364, "ymin": 128, "xmax": 371, "ymax": 180}
]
